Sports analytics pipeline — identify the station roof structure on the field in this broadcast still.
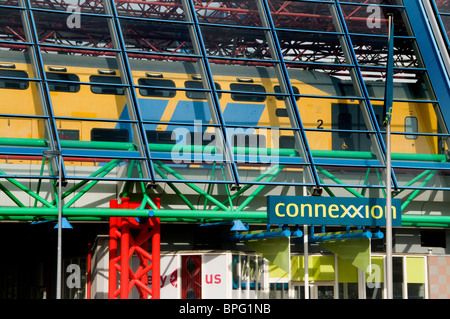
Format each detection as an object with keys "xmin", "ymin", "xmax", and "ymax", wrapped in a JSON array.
[{"xmin": 0, "ymin": 0, "xmax": 449, "ymax": 227}]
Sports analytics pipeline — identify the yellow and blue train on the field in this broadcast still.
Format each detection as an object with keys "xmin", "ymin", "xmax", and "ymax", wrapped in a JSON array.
[{"xmin": 0, "ymin": 50, "xmax": 439, "ymax": 159}]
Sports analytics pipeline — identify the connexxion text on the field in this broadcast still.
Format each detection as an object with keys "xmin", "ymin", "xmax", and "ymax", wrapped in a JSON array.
[{"xmin": 267, "ymin": 196, "xmax": 402, "ymax": 227}]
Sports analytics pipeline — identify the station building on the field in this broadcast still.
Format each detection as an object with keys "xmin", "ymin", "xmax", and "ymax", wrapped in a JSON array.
[{"xmin": 0, "ymin": 0, "xmax": 449, "ymax": 300}]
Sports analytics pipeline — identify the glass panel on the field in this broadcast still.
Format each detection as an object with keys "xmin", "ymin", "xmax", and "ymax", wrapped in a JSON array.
[
  {"xmin": 380, "ymin": 102, "xmax": 440, "ymax": 155},
  {"xmin": 436, "ymin": 1, "xmax": 450, "ymax": 12},
  {"xmin": 0, "ymin": 0, "xmax": 20, "ymax": 6},
  {"xmin": 277, "ymin": 31, "xmax": 349, "ymax": 65},
  {"xmin": 269, "ymin": 0, "xmax": 337, "ymax": 32},
  {"xmin": 339, "ymin": 0, "xmax": 400, "ymax": 4},
  {"xmin": 146, "ymin": 124, "xmax": 227, "ymax": 163},
  {"xmin": 114, "ymin": 0, "xmax": 185, "ymax": 20},
  {"xmin": 49, "ymin": 80, "xmax": 127, "ymax": 120},
  {"xmin": 286, "ymin": 67, "xmax": 359, "ymax": 97},
  {"xmin": 0, "ymin": 116, "xmax": 46, "ymax": 140},
  {"xmin": 340, "ymin": 4, "xmax": 408, "ymax": 36},
  {"xmin": 316, "ymin": 165, "xmax": 385, "ymax": 188},
  {"xmin": 30, "ymin": 0, "xmax": 106, "ymax": 14},
  {"xmin": 350, "ymin": 36, "xmax": 421, "ymax": 68},
  {"xmin": 119, "ymin": 18, "xmax": 195, "ymax": 55},
  {"xmin": 32, "ymin": 10, "xmax": 114, "ymax": 49},
  {"xmin": 393, "ymin": 168, "xmax": 450, "ymax": 189},
  {"xmin": 363, "ymin": 70, "xmax": 434, "ymax": 100},
  {"xmin": 236, "ymin": 164, "xmax": 312, "ymax": 184},
  {"xmin": 209, "ymin": 62, "xmax": 283, "ymax": 92},
  {"xmin": 64, "ymin": 159, "xmax": 146, "ymax": 180},
  {"xmin": 219, "ymin": 93, "xmax": 297, "ymax": 129},
  {"xmin": 0, "ymin": 7, "xmax": 26, "ymax": 42},
  {"xmin": 56, "ymin": 118, "xmax": 135, "ymax": 146},
  {"xmin": 194, "ymin": 0, "xmax": 261, "ymax": 26},
  {"xmin": 201, "ymin": 25, "xmax": 270, "ymax": 61}
]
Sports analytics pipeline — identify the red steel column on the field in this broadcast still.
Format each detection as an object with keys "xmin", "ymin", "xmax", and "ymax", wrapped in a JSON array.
[{"xmin": 108, "ymin": 197, "xmax": 160, "ymax": 299}]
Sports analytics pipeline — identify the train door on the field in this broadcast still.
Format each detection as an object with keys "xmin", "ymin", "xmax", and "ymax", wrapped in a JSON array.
[{"xmin": 332, "ymin": 103, "xmax": 383, "ymax": 152}]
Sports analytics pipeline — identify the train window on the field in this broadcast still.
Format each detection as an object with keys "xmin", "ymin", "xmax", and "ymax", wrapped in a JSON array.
[
  {"xmin": 58, "ymin": 129, "xmax": 79, "ymax": 141},
  {"xmin": 138, "ymin": 78, "xmax": 176, "ymax": 98},
  {"xmin": 230, "ymin": 83, "xmax": 266, "ymax": 102},
  {"xmin": 146, "ymin": 130, "xmax": 176, "ymax": 144},
  {"xmin": 0, "ymin": 69, "xmax": 29, "ymax": 90},
  {"xmin": 279, "ymin": 136, "xmax": 295, "ymax": 149},
  {"xmin": 276, "ymin": 108, "xmax": 289, "ymax": 117},
  {"xmin": 405, "ymin": 116, "xmax": 418, "ymax": 140},
  {"xmin": 273, "ymin": 85, "xmax": 300, "ymax": 100},
  {"xmin": 89, "ymin": 76, "xmax": 124, "ymax": 95},
  {"xmin": 185, "ymin": 81, "xmax": 221, "ymax": 99},
  {"xmin": 91, "ymin": 128, "xmax": 129, "ymax": 142},
  {"xmin": 338, "ymin": 113, "xmax": 352, "ymax": 138},
  {"xmin": 46, "ymin": 72, "xmax": 80, "ymax": 93}
]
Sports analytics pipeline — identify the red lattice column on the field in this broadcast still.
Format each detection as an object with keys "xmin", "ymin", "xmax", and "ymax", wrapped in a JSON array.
[{"xmin": 109, "ymin": 197, "xmax": 160, "ymax": 299}]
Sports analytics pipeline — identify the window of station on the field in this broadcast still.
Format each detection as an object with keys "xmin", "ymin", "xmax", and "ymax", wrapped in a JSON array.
[
  {"xmin": 0, "ymin": 69, "xmax": 29, "ymax": 90},
  {"xmin": 185, "ymin": 81, "xmax": 221, "ymax": 99},
  {"xmin": 404, "ymin": 116, "xmax": 418, "ymax": 140},
  {"xmin": 138, "ymin": 78, "xmax": 176, "ymax": 98},
  {"xmin": 90, "ymin": 76, "xmax": 124, "ymax": 95},
  {"xmin": 90, "ymin": 128, "xmax": 129, "ymax": 142},
  {"xmin": 230, "ymin": 83, "xmax": 266, "ymax": 102},
  {"xmin": 273, "ymin": 85, "xmax": 300, "ymax": 100},
  {"xmin": 46, "ymin": 72, "xmax": 80, "ymax": 93}
]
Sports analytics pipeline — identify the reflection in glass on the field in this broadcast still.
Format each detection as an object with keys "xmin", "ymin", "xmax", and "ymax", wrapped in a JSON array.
[
  {"xmin": 269, "ymin": 0, "xmax": 337, "ymax": 32},
  {"xmin": 114, "ymin": 0, "xmax": 185, "ymax": 20},
  {"xmin": 277, "ymin": 31, "xmax": 348, "ymax": 65},
  {"xmin": 32, "ymin": 10, "xmax": 113, "ymax": 49},
  {"xmin": 194, "ymin": 0, "xmax": 261, "ymax": 26},
  {"xmin": 120, "ymin": 18, "xmax": 195, "ymax": 55},
  {"xmin": 201, "ymin": 25, "xmax": 269, "ymax": 61}
]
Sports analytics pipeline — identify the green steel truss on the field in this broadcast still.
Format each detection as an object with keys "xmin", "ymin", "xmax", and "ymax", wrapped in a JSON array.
[{"xmin": 0, "ymin": 137, "xmax": 449, "ymax": 227}]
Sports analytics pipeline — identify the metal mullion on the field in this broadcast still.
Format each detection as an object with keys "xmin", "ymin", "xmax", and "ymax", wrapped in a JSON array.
[
  {"xmin": 204, "ymin": 55, "xmax": 279, "ymax": 64},
  {"xmin": 124, "ymin": 49, "xmax": 201, "ymax": 60},
  {"xmin": 104, "ymin": 0, "xmax": 157, "ymax": 187},
  {"xmin": 29, "ymin": 6, "xmax": 113, "ymax": 18},
  {"xmin": 182, "ymin": 0, "xmax": 240, "ymax": 188},
  {"xmin": 334, "ymin": 0, "xmax": 398, "ymax": 189},
  {"xmin": 142, "ymin": 120, "xmax": 221, "ymax": 128},
  {"xmin": 258, "ymin": 0, "xmax": 318, "ymax": 187},
  {"xmin": 430, "ymin": 0, "xmax": 450, "ymax": 49},
  {"xmin": 38, "ymin": 42, "xmax": 121, "ymax": 53},
  {"xmin": 0, "ymin": 39, "xmax": 33, "ymax": 45},
  {"xmin": 53, "ymin": 115, "xmax": 138, "ymax": 124},
  {"xmin": 20, "ymin": 0, "xmax": 66, "ymax": 179},
  {"xmin": 197, "ymin": 21, "xmax": 270, "ymax": 32}
]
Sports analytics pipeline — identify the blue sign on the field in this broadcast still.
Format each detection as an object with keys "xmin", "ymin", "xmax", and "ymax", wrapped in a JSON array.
[{"xmin": 267, "ymin": 196, "xmax": 402, "ymax": 227}]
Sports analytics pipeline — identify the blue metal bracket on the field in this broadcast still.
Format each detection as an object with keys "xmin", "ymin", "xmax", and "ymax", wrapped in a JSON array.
[
  {"xmin": 299, "ymin": 226, "xmax": 383, "ymax": 244},
  {"xmin": 31, "ymin": 217, "xmax": 73, "ymax": 229},
  {"xmin": 226, "ymin": 226, "xmax": 303, "ymax": 242}
]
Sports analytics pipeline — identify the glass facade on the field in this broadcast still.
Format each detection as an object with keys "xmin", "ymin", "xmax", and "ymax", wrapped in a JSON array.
[{"xmin": 0, "ymin": 0, "xmax": 449, "ymax": 192}]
